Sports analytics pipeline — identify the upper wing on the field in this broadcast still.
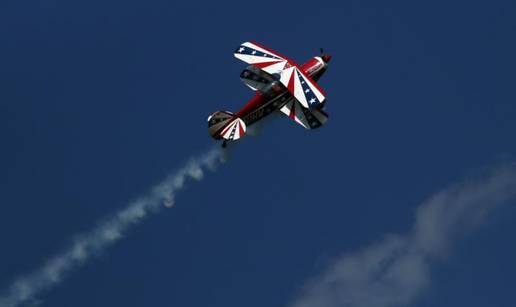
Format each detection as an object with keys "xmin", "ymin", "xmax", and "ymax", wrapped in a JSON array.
[
  {"xmin": 234, "ymin": 41, "xmax": 326, "ymax": 109},
  {"xmin": 279, "ymin": 66, "xmax": 326, "ymax": 109},
  {"xmin": 234, "ymin": 41, "xmax": 289, "ymax": 76}
]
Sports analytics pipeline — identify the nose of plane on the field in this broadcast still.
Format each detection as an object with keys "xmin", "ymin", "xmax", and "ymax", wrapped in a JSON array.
[{"xmin": 322, "ymin": 54, "xmax": 332, "ymax": 63}]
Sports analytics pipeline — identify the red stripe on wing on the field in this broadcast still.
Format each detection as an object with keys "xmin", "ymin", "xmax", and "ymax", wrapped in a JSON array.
[
  {"xmin": 253, "ymin": 60, "xmax": 283, "ymax": 69},
  {"xmin": 287, "ymin": 70, "xmax": 296, "ymax": 98},
  {"xmin": 289, "ymin": 105, "xmax": 296, "ymax": 120}
]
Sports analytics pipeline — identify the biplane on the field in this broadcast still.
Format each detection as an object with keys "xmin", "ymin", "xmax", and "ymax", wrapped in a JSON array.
[{"xmin": 208, "ymin": 42, "xmax": 332, "ymax": 147}]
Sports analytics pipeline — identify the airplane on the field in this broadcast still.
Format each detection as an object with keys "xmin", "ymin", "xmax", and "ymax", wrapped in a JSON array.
[{"xmin": 207, "ymin": 41, "xmax": 332, "ymax": 147}]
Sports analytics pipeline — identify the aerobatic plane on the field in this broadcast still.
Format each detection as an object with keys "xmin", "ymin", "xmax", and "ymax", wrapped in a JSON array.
[{"xmin": 208, "ymin": 41, "xmax": 332, "ymax": 147}]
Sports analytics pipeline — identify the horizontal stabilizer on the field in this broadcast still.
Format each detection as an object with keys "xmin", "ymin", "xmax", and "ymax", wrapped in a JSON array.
[
  {"xmin": 219, "ymin": 118, "xmax": 246, "ymax": 140},
  {"xmin": 207, "ymin": 111, "xmax": 247, "ymax": 141}
]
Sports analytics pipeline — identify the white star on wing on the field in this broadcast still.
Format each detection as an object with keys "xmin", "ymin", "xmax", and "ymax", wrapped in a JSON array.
[{"xmin": 238, "ymin": 47, "xmax": 245, "ymax": 53}]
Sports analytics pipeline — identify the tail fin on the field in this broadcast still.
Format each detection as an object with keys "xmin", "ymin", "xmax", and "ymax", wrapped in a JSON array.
[{"xmin": 207, "ymin": 111, "xmax": 247, "ymax": 141}]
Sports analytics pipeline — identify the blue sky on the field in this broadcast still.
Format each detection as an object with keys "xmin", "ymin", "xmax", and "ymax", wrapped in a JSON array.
[{"xmin": 1, "ymin": 0, "xmax": 516, "ymax": 306}]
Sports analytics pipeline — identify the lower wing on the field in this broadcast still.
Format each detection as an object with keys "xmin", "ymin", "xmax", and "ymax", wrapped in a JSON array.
[{"xmin": 279, "ymin": 98, "xmax": 328, "ymax": 129}]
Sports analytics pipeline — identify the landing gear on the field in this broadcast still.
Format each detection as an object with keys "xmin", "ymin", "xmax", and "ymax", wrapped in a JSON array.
[{"xmin": 221, "ymin": 140, "xmax": 227, "ymax": 148}]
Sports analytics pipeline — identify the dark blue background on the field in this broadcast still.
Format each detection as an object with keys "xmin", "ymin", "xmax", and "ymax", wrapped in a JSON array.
[{"xmin": 1, "ymin": 0, "xmax": 516, "ymax": 306}]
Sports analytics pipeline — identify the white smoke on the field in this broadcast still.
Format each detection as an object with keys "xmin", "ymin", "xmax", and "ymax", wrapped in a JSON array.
[
  {"xmin": 288, "ymin": 163, "xmax": 516, "ymax": 307},
  {"xmin": 0, "ymin": 147, "xmax": 224, "ymax": 307}
]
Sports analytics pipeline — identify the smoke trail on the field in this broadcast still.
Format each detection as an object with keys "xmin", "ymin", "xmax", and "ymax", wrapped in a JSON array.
[
  {"xmin": 0, "ymin": 147, "xmax": 224, "ymax": 307},
  {"xmin": 288, "ymin": 163, "xmax": 516, "ymax": 307}
]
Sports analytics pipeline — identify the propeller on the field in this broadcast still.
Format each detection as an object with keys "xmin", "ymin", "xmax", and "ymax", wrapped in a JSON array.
[{"xmin": 319, "ymin": 48, "xmax": 332, "ymax": 63}]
